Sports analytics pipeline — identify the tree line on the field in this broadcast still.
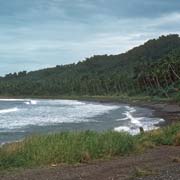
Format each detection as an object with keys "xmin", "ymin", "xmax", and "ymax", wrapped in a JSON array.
[{"xmin": 0, "ymin": 34, "xmax": 179, "ymax": 99}]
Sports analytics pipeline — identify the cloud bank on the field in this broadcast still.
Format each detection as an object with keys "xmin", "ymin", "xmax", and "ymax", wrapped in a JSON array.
[{"xmin": 0, "ymin": 0, "xmax": 180, "ymax": 75}]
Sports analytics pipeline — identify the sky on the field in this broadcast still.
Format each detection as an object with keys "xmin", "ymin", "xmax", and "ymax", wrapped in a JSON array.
[{"xmin": 0, "ymin": 0, "xmax": 180, "ymax": 75}]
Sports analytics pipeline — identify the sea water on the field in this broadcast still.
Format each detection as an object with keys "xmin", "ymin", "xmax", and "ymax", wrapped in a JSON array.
[{"xmin": 0, "ymin": 99, "xmax": 164, "ymax": 144}]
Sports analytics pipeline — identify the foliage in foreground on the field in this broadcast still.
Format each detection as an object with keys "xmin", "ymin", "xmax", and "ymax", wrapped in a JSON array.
[{"xmin": 0, "ymin": 123, "xmax": 180, "ymax": 170}]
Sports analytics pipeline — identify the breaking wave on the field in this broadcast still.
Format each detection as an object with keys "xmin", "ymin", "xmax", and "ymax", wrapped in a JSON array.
[
  {"xmin": 114, "ymin": 105, "xmax": 164, "ymax": 135},
  {"xmin": 0, "ymin": 100, "xmax": 165, "ymax": 143},
  {"xmin": 0, "ymin": 107, "xmax": 19, "ymax": 114},
  {"xmin": 0, "ymin": 99, "xmax": 25, "ymax": 101},
  {"xmin": 24, "ymin": 100, "xmax": 38, "ymax": 105},
  {"xmin": 0, "ymin": 100, "xmax": 120, "ymax": 130}
]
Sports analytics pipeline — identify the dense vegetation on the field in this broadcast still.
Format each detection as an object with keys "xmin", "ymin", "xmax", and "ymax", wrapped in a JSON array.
[
  {"xmin": 0, "ymin": 34, "xmax": 180, "ymax": 99},
  {"xmin": 1, "ymin": 123, "xmax": 180, "ymax": 170}
]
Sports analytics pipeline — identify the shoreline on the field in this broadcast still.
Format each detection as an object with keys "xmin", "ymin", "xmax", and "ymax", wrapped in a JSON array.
[
  {"xmin": 77, "ymin": 97, "xmax": 180, "ymax": 129},
  {"xmin": 0, "ymin": 95, "xmax": 180, "ymax": 127}
]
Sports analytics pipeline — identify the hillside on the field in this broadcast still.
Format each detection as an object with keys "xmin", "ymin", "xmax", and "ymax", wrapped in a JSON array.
[{"xmin": 0, "ymin": 34, "xmax": 180, "ymax": 98}]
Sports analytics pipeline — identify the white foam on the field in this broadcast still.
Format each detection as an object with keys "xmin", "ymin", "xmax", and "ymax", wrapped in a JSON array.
[
  {"xmin": 114, "ymin": 105, "xmax": 164, "ymax": 135},
  {"xmin": 116, "ymin": 117, "xmax": 129, "ymax": 121},
  {"xmin": 114, "ymin": 116, "xmax": 164, "ymax": 135},
  {"xmin": 0, "ymin": 99, "xmax": 25, "ymax": 101},
  {"xmin": 0, "ymin": 98, "xmax": 38, "ymax": 106},
  {"xmin": 0, "ymin": 107, "xmax": 19, "ymax": 114},
  {"xmin": 61, "ymin": 100, "xmax": 85, "ymax": 105},
  {"xmin": 0, "ymin": 100, "xmax": 164, "ymax": 135},
  {"xmin": 24, "ymin": 100, "xmax": 38, "ymax": 105},
  {"xmin": 30, "ymin": 100, "xmax": 37, "ymax": 105},
  {"xmin": 114, "ymin": 126, "xmax": 140, "ymax": 135},
  {"xmin": 125, "ymin": 106, "xmax": 136, "ymax": 113},
  {"xmin": 124, "ymin": 111, "xmax": 143, "ymax": 126},
  {"xmin": 114, "ymin": 126, "xmax": 130, "ymax": 132},
  {"xmin": 117, "ymin": 106, "xmax": 143, "ymax": 126},
  {"xmin": 25, "ymin": 101, "xmax": 30, "ymax": 105},
  {"xmin": 0, "ymin": 100, "xmax": 120, "ymax": 129}
]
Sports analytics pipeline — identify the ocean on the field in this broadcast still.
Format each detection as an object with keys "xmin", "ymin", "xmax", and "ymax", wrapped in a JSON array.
[{"xmin": 0, "ymin": 99, "xmax": 164, "ymax": 144}]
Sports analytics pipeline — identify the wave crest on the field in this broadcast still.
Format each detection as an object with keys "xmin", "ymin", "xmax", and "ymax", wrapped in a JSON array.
[
  {"xmin": 24, "ymin": 100, "xmax": 37, "ymax": 105},
  {"xmin": 0, "ymin": 107, "xmax": 19, "ymax": 114}
]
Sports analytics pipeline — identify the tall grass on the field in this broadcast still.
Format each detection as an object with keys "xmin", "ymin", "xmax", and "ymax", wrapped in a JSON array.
[
  {"xmin": 0, "ymin": 131, "xmax": 135, "ymax": 169},
  {"xmin": 0, "ymin": 123, "xmax": 180, "ymax": 170}
]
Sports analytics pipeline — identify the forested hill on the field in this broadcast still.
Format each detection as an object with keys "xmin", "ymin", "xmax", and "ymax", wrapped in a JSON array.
[{"xmin": 0, "ymin": 34, "xmax": 180, "ymax": 99}]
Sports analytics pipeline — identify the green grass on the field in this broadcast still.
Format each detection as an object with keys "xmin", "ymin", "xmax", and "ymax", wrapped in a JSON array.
[{"xmin": 0, "ymin": 123, "xmax": 180, "ymax": 170}]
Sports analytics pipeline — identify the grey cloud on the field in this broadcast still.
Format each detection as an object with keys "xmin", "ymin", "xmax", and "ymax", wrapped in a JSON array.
[{"xmin": 0, "ymin": 0, "xmax": 180, "ymax": 75}]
